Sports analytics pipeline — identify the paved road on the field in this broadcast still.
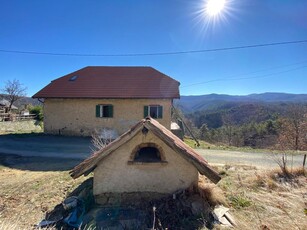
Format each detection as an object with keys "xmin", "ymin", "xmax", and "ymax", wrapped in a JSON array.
[
  {"xmin": 0, "ymin": 134, "xmax": 306, "ymax": 169},
  {"xmin": 0, "ymin": 133, "xmax": 92, "ymax": 159},
  {"xmin": 195, "ymin": 149, "xmax": 306, "ymax": 169}
]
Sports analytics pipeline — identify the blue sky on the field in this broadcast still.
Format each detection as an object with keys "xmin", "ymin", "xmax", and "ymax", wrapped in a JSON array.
[{"xmin": 0, "ymin": 0, "xmax": 306, "ymax": 96}]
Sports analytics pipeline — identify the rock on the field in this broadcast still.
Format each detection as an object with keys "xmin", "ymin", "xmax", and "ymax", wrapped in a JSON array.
[{"xmin": 212, "ymin": 205, "xmax": 236, "ymax": 227}]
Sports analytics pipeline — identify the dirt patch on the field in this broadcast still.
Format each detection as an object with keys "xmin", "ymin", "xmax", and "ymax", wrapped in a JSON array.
[{"xmin": 43, "ymin": 178, "xmax": 218, "ymax": 230}]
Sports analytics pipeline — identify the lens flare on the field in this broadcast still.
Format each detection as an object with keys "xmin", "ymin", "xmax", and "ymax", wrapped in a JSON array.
[
  {"xmin": 192, "ymin": 0, "xmax": 235, "ymax": 36},
  {"xmin": 206, "ymin": 0, "xmax": 225, "ymax": 16}
]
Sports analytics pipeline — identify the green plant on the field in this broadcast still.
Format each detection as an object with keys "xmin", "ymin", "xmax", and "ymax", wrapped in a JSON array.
[
  {"xmin": 228, "ymin": 194, "xmax": 252, "ymax": 209},
  {"xmin": 29, "ymin": 105, "xmax": 43, "ymax": 121}
]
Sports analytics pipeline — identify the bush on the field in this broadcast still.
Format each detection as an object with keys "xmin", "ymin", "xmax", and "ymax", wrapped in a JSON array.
[{"xmin": 29, "ymin": 105, "xmax": 43, "ymax": 121}]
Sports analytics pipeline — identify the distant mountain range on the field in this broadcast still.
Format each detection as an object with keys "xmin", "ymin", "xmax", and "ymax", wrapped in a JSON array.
[
  {"xmin": 0, "ymin": 94, "xmax": 41, "ymax": 109},
  {"xmin": 176, "ymin": 93, "xmax": 307, "ymax": 113}
]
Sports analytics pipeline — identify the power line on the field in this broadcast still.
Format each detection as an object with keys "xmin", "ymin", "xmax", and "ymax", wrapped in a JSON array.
[
  {"xmin": 0, "ymin": 39, "xmax": 306, "ymax": 57},
  {"xmin": 181, "ymin": 65, "xmax": 307, "ymax": 88}
]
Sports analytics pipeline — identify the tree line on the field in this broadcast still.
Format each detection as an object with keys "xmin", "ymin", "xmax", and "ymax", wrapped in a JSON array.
[{"xmin": 179, "ymin": 103, "xmax": 307, "ymax": 151}]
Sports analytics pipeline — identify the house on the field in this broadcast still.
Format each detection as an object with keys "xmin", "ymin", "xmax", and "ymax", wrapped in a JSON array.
[
  {"xmin": 0, "ymin": 98, "xmax": 18, "ymax": 112},
  {"xmin": 33, "ymin": 66, "xmax": 180, "ymax": 136},
  {"xmin": 70, "ymin": 117, "xmax": 221, "ymax": 205},
  {"xmin": 0, "ymin": 99, "xmax": 18, "ymax": 121}
]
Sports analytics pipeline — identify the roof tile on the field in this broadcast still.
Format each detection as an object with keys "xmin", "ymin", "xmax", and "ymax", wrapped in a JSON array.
[{"xmin": 33, "ymin": 66, "xmax": 180, "ymax": 99}]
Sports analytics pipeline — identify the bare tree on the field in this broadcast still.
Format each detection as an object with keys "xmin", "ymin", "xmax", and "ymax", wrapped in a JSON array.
[
  {"xmin": 2, "ymin": 79, "xmax": 27, "ymax": 112},
  {"xmin": 222, "ymin": 113, "xmax": 235, "ymax": 146},
  {"xmin": 90, "ymin": 128, "xmax": 118, "ymax": 152},
  {"xmin": 277, "ymin": 104, "xmax": 307, "ymax": 151},
  {"xmin": 273, "ymin": 104, "xmax": 307, "ymax": 175}
]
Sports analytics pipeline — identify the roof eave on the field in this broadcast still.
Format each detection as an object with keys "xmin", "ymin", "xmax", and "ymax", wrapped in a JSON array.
[{"xmin": 32, "ymin": 96, "xmax": 180, "ymax": 99}]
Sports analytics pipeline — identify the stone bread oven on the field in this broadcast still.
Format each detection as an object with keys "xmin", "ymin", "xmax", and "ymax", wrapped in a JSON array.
[{"xmin": 70, "ymin": 117, "xmax": 220, "ymax": 205}]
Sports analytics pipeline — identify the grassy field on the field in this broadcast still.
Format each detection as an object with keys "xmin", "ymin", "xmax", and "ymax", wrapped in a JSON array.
[{"xmin": 0, "ymin": 158, "xmax": 306, "ymax": 229}]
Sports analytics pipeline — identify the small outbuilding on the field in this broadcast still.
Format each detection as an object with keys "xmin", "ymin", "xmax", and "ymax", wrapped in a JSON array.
[{"xmin": 70, "ymin": 117, "xmax": 220, "ymax": 205}]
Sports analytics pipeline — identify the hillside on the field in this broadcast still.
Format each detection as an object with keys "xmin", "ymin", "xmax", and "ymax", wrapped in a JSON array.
[
  {"xmin": 175, "ymin": 93, "xmax": 307, "ymax": 149},
  {"xmin": 0, "ymin": 94, "xmax": 41, "ymax": 109},
  {"xmin": 176, "ymin": 92, "xmax": 307, "ymax": 113}
]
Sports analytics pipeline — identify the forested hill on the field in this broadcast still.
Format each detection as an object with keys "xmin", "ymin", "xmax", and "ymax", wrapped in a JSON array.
[
  {"xmin": 174, "ymin": 93, "xmax": 307, "ymax": 149},
  {"xmin": 175, "ymin": 93, "xmax": 307, "ymax": 113}
]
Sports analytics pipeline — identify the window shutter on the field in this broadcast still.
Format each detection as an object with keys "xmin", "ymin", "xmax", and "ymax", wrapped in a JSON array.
[
  {"xmin": 96, "ymin": 105, "xmax": 100, "ymax": 117},
  {"xmin": 109, "ymin": 105, "xmax": 113, "ymax": 117},
  {"xmin": 144, "ymin": 106, "xmax": 148, "ymax": 118},
  {"xmin": 158, "ymin": 106, "xmax": 163, "ymax": 118}
]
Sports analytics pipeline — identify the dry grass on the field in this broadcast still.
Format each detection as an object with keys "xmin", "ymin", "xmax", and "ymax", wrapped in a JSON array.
[
  {"xmin": 0, "ymin": 167, "xmax": 89, "ymax": 229},
  {"xmin": 215, "ymin": 165, "xmax": 307, "ymax": 230},
  {"xmin": 197, "ymin": 176, "xmax": 227, "ymax": 207},
  {"xmin": 0, "ymin": 163, "xmax": 306, "ymax": 230}
]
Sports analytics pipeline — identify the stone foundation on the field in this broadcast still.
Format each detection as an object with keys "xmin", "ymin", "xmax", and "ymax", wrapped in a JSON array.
[{"xmin": 95, "ymin": 192, "xmax": 170, "ymax": 206}]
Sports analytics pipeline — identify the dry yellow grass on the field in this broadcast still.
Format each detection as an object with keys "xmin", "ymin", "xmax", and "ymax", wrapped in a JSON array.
[
  {"xmin": 0, "ymin": 167, "xmax": 88, "ymax": 229},
  {"xmin": 216, "ymin": 165, "xmax": 307, "ymax": 230},
  {"xmin": 197, "ymin": 176, "xmax": 227, "ymax": 207},
  {"xmin": 0, "ymin": 163, "xmax": 306, "ymax": 229}
]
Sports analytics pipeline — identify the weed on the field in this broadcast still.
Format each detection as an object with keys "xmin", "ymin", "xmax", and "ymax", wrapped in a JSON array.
[
  {"xmin": 269, "ymin": 166, "xmax": 306, "ymax": 184},
  {"xmin": 218, "ymin": 178, "xmax": 232, "ymax": 191},
  {"xmin": 228, "ymin": 193, "xmax": 252, "ymax": 209},
  {"xmin": 31, "ymin": 181, "xmax": 42, "ymax": 190},
  {"xmin": 266, "ymin": 178, "xmax": 278, "ymax": 190},
  {"xmin": 218, "ymin": 170, "xmax": 228, "ymax": 176},
  {"xmin": 253, "ymin": 172, "xmax": 266, "ymax": 188}
]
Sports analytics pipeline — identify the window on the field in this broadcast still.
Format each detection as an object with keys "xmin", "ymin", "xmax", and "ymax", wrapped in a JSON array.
[
  {"xmin": 144, "ymin": 105, "xmax": 163, "ymax": 119},
  {"xmin": 96, "ymin": 104, "xmax": 113, "ymax": 118},
  {"xmin": 69, "ymin": 75, "xmax": 78, "ymax": 81}
]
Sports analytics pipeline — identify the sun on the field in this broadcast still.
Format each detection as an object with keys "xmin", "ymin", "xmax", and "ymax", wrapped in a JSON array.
[
  {"xmin": 205, "ymin": 0, "xmax": 226, "ymax": 16},
  {"xmin": 192, "ymin": 0, "xmax": 234, "ymax": 35}
]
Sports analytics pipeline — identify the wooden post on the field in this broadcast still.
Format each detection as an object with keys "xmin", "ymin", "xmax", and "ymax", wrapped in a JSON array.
[{"xmin": 172, "ymin": 105, "xmax": 200, "ymax": 147}]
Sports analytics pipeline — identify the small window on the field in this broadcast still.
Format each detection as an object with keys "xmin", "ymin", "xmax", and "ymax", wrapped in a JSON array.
[
  {"xmin": 69, "ymin": 75, "xmax": 78, "ymax": 81},
  {"xmin": 96, "ymin": 104, "xmax": 113, "ymax": 118},
  {"xmin": 134, "ymin": 147, "xmax": 161, "ymax": 162},
  {"xmin": 144, "ymin": 105, "xmax": 163, "ymax": 119}
]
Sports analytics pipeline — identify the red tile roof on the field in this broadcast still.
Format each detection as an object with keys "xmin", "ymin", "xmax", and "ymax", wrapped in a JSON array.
[
  {"xmin": 70, "ymin": 117, "xmax": 221, "ymax": 184},
  {"xmin": 33, "ymin": 66, "xmax": 180, "ymax": 99}
]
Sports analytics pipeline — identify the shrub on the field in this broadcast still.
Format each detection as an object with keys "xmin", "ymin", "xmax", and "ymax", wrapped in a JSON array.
[{"xmin": 29, "ymin": 105, "xmax": 43, "ymax": 121}]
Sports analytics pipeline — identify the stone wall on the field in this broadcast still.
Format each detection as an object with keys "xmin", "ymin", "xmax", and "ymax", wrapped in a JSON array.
[
  {"xmin": 0, "ymin": 120, "xmax": 42, "ymax": 133},
  {"xmin": 43, "ymin": 98, "xmax": 173, "ymax": 136}
]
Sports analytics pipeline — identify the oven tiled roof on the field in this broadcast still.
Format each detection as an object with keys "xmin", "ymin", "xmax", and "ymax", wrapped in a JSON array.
[
  {"xmin": 32, "ymin": 66, "xmax": 180, "ymax": 99},
  {"xmin": 70, "ymin": 117, "xmax": 221, "ymax": 184}
]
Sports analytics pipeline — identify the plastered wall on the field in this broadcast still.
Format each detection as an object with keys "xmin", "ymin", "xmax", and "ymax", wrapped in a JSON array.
[{"xmin": 93, "ymin": 130, "xmax": 198, "ymax": 196}]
